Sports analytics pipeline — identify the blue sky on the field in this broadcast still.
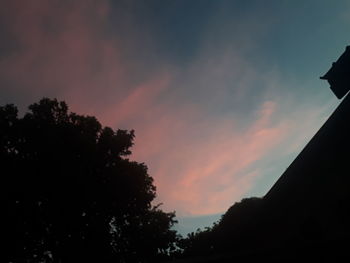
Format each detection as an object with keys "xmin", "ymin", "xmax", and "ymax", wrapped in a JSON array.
[{"xmin": 1, "ymin": 0, "xmax": 349, "ymax": 235}]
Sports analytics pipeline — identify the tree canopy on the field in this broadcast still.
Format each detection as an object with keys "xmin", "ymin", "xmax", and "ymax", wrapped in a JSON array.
[
  {"xmin": 178, "ymin": 197, "xmax": 264, "ymax": 258},
  {"xmin": 1, "ymin": 98, "xmax": 178, "ymax": 262}
]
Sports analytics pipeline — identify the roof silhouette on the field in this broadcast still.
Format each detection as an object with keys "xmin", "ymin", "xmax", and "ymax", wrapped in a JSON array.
[
  {"xmin": 169, "ymin": 48, "xmax": 350, "ymax": 262},
  {"xmin": 170, "ymin": 47, "xmax": 350, "ymax": 262},
  {"xmin": 263, "ymin": 46, "xmax": 350, "ymax": 246}
]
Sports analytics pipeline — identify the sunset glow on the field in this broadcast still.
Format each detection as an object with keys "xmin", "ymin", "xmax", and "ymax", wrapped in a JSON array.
[{"xmin": 1, "ymin": 0, "xmax": 349, "ymax": 233}]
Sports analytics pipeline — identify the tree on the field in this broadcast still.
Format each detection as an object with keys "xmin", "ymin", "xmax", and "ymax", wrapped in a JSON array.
[
  {"xmin": 177, "ymin": 197, "xmax": 264, "ymax": 258},
  {"xmin": 1, "ymin": 98, "xmax": 178, "ymax": 262}
]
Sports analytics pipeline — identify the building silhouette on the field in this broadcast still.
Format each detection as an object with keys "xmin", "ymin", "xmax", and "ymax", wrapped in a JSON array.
[{"xmin": 261, "ymin": 46, "xmax": 350, "ymax": 259}]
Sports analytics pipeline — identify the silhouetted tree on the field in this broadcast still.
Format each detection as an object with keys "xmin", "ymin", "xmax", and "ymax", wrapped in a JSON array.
[
  {"xmin": 1, "ymin": 98, "xmax": 178, "ymax": 263},
  {"xmin": 178, "ymin": 197, "xmax": 263, "ymax": 258},
  {"xmin": 177, "ymin": 225, "xmax": 217, "ymax": 258}
]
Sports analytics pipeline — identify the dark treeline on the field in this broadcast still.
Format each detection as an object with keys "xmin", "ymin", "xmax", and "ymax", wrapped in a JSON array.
[
  {"xmin": 177, "ymin": 197, "xmax": 264, "ymax": 258},
  {"xmin": 1, "ymin": 98, "xmax": 178, "ymax": 263},
  {"xmin": 3, "ymin": 97, "xmax": 350, "ymax": 263},
  {"xmin": 177, "ymin": 193, "xmax": 349, "ymax": 262}
]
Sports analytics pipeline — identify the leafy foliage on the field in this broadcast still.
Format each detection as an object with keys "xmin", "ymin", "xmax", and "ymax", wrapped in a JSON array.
[
  {"xmin": 178, "ymin": 197, "xmax": 263, "ymax": 258},
  {"xmin": 1, "ymin": 98, "xmax": 178, "ymax": 262}
]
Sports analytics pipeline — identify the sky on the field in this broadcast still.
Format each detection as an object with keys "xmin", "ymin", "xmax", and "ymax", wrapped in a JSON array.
[{"xmin": 1, "ymin": 0, "xmax": 350, "ymax": 235}]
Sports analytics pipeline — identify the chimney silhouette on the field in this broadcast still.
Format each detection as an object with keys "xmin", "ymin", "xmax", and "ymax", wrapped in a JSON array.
[{"xmin": 320, "ymin": 46, "xmax": 350, "ymax": 99}]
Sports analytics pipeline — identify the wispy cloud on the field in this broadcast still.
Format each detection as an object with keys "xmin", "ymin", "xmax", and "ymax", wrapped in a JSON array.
[{"xmin": 0, "ymin": 0, "xmax": 338, "ymax": 218}]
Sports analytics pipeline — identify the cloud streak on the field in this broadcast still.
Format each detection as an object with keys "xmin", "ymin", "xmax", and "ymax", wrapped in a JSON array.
[
  {"xmin": 130, "ymin": 99, "xmax": 291, "ymax": 215},
  {"xmin": 0, "ymin": 0, "xmax": 338, "ymax": 218}
]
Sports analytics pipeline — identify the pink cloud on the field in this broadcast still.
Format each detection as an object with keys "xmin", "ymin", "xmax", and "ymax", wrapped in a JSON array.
[
  {"xmin": 0, "ymin": 0, "xmax": 128, "ymax": 109},
  {"xmin": 0, "ymin": 0, "xmax": 335, "ymax": 218},
  {"xmin": 98, "ymin": 75, "xmax": 171, "ymax": 128},
  {"xmin": 125, "ymin": 99, "xmax": 291, "ymax": 216}
]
